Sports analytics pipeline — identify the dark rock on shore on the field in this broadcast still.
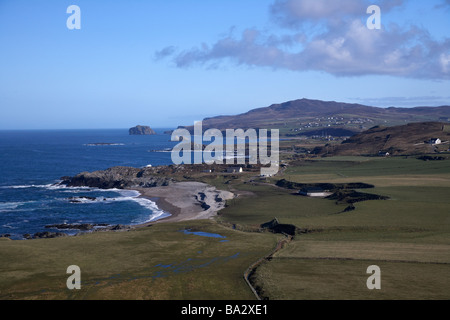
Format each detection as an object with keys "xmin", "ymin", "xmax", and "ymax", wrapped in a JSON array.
[
  {"xmin": 23, "ymin": 224, "xmax": 131, "ymax": 240},
  {"xmin": 30, "ymin": 232, "xmax": 68, "ymax": 239},
  {"xmin": 60, "ymin": 166, "xmax": 174, "ymax": 189},
  {"xmin": 109, "ymin": 224, "xmax": 129, "ymax": 231},
  {"xmin": 88, "ymin": 224, "xmax": 130, "ymax": 233},
  {"xmin": 68, "ymin": 196, "xmax": 98, "ymax": 203},
  {"xmin": 129, "ymin": 125, "xmax": 156, "ymax": 135},
  {"xmin": 45, "ymin": 223, "xmax": 109, "ymax": 231}
]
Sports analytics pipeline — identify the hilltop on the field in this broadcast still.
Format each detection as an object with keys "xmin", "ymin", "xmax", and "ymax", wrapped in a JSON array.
[{"xmin": 178, "ymin": 98, "xmax": 450, "ymax": 136}]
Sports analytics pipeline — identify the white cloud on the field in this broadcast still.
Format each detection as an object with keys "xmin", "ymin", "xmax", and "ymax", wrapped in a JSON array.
[
  {"xmin": 441, "ymin": 53, "xmax": 450, "ymax": 73},
  {"xmin": 156, "ymin": 0, "xmax": 450, "ymax": 80},
  {"xmin": 435, "ymin": 0, "xmax": 450, "ymax": 8},
  {"xmin": 153, "ymin": 46, "xmax": 177, "ymax": 61},
  {"xmin": 270, "ymin": 0, "xmax": 366, "ymax": 26},
  {"xmin": 351, "ymin": 95, "xmax": 450, "ymax": 107}
]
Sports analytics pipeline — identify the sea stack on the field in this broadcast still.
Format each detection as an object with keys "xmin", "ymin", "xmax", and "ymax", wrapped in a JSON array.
[{"xmin": 129, "ymin": 125, "xmax": 156, "ymax": 135}]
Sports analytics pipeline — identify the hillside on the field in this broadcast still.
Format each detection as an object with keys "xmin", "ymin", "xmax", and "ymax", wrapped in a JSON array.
[
  {"xmin": 179, "ymin": 98, "xmax": 450, "ymax": 136},
  {"xmin": 315, "ymin": 122, "xmax": 450, "ymax": 156}
]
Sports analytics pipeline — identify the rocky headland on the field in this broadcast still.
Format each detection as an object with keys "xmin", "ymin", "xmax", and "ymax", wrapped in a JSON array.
[
  {"xmin": 59, "ymin": 165, "xmax": 235, "ymax": 226},
  {"xmin": 60, "ymin": 166, "xmax": 174, "ymax": 189}
]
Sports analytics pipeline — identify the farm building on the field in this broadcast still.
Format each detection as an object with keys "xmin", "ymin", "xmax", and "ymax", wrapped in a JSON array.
[
  {"xmin": 426, "ymin": 138, "xmax": 442, "ymax": 145},
  {"xmin": 226, "ymin": 167, "xmax": 243, "ymax": 173},
  {"xmin": 298, "ymin": 187, "xmax": 332, "ymax": 198}
]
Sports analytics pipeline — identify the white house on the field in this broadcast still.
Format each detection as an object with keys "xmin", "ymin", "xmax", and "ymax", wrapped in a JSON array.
[
  {"xmin": 227, "ymin": 167, "xmax": 243, "ymax": 173},
  {"xmin": 260, "ymin": 173, "xmax": 274, "ymax": 178},
  {"xmin": 432, "ymin": 138, "xmax": 442, "ymax": 145},
  {"xmin": 427, "ymin": 138, "xmax": 442, "ymax": 145}
]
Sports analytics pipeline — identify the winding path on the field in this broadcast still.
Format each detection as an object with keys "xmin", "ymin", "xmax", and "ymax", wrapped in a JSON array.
[{"xmin": 243, "ymin": 235, "xmax": 292, "ymax": 300}]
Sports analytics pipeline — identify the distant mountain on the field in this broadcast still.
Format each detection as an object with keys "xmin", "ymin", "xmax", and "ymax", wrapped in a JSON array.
[
  {"xmin": 179, "ymin": 98, "xmax": 450, "ymax": 135},
  {"xmin": 315, "ymin": 122, "xmax": 450, "ymax": 156}
]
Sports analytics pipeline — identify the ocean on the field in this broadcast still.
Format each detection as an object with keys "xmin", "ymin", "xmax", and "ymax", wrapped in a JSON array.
[{"xmin": 0, "ymin": 129, "xmax": 177, "ymax": 240}]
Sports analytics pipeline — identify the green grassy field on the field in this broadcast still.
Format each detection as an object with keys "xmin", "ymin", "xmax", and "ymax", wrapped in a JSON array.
[
  {"xmin": 252, "ymin": 258, "xmax": 450, "ymax": 300},
  {"xmin": 1, "ymin": 156, "xmax": 449, "ymax": 300},
  {"xmin": 0, "ymin": 220, "xmax": 278, "ymax": 300},
  {"xmin": 244, "ymin": 157, "xmax": 450, "ymax": 299}
]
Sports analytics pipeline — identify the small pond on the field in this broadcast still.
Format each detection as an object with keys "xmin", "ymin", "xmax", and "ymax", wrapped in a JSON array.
[{"xmin": 181, "ymin": 229, "xmax": 227, "ymax": 239}]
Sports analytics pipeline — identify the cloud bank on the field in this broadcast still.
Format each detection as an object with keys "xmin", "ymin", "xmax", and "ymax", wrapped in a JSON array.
[
  {"xmin": 156, "ymin": 0, "xmax": 450, "ymax": 79},
  {"xmin": 351, "ymin": 95, "xmax": 450, "ymax": 107}
]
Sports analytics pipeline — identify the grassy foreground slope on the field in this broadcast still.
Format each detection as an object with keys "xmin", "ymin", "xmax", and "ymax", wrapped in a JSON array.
[{"xmin": 0, "ymin": 221, "xmax": 278, "ymax": 300}]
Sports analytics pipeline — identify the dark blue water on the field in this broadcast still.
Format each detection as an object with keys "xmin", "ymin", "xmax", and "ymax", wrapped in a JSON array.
[
  {"xmin": 0, "ymin": 129, "xmax": 178, "ymax": 239},
  {"xmin": 181, "ymin": 229, "xmax": 227, "ymax": 239}
]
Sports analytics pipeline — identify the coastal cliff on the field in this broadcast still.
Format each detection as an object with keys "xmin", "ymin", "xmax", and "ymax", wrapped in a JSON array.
[{"xmin": 61, "ymin": 166, "xmax": 173, "ymax": 189}]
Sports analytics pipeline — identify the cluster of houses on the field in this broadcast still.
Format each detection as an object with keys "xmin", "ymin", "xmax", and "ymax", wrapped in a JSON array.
[
  {"xmin": 202, "ymin": 166, "xmax": 246, "ymax": 174},
  {"xmin": 201, "ymin": 167, "xmax": 243, "ymax": 174},
  {"xmin": 225, "ymin": 166, "xmax": 275, "ymax": 177},
  {"xmin": 379, "ymin": 138, "xmax": 443, "ymax": 157},
  {"xmin": 201, "ymin": 166, "xmax": 280, "ymax": 178}
]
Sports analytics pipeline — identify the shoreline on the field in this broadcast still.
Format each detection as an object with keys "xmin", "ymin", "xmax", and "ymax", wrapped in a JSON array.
[
  {"xmin": 0, "ymin": 181, "xmax": 234, "ymax": 240},
  {"xmin": 131, "ymin": 181, "xmax": 235, "ymax": 228}
]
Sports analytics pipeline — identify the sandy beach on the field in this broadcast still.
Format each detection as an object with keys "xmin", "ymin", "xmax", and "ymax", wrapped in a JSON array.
[{"xmin": 132, "ymin": 182, "xmax": 235, "ymax": 226}]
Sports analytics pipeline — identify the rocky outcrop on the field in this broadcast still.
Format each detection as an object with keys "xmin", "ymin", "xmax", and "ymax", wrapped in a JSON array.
[
  {"xmin": 18, "ymin": 224, "xmax": 131, "ymax": 240},
  {"xmin": 326, "ymin": 190, "xmax": 389, "ymax": 204},
  {"xmin": 68, "ymin": 196, "xmax": 98, "ymax": 203},
  {"xmin": 45, "ymin": 223, "xmax": 109, "ymax": 231},
  {"xmin": 260, "ymin": 218, "xmax": 297, "ymax": 237},
  {"xmin": 275, "ymin": 179, "xmax": 374, "ymax": 191},
  {"xmin": 20, "ymin": 225, "xmax": 130, "ymax": 240},
  {"xmin": 60, "ymin": 166, "xmax": 174, "ymax": 189},
  {"xmin": 129, "ymin": 125, "xmax": 156, "ymax": 135},
  {"xmin": 26, "ymin": 232, "xmax": 69, "ymax": 239},
  {"xmin": 45, "ymin": 223, "xmax": 129, "ymax": 232}
]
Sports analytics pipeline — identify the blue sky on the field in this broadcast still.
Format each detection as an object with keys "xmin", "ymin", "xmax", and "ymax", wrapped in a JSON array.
[{"xmin": 0, "ymin": 0, "xmax": 449, "ymax": 129}]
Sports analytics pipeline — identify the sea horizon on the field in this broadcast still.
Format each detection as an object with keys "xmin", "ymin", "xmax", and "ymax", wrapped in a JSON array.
[
  {"xmin": 0, "ymin": 127, "xmax": 175, "ymax": 132},
  {"xmin": 0, "ymin": 129, "xmax": 177, "ymax": 239}
]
